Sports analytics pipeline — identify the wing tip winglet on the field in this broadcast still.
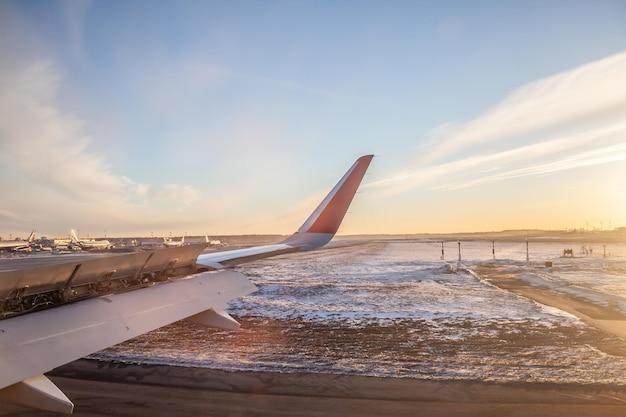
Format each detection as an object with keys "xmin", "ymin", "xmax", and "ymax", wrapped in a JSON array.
[{"xmin": 285, "ymin": 154, "xmax": 373, "ymax": 250}]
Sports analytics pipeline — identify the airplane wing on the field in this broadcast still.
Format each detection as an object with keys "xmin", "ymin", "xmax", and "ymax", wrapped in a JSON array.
[{"xmin": 0, "ymin": 155, "xmax": 373, "ymax": 413}]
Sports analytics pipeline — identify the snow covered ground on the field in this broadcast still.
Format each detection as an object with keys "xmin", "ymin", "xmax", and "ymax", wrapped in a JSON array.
[{"xmin": 94, "ymin": 239, "xmax": 626, "ymax": 384}]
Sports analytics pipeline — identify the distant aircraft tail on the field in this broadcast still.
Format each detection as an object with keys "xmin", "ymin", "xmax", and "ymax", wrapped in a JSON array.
[
  {"xmin": 27, "ymin": 231, "xmax": 35, "ymax": 243},
  {"xmin": 205, "ymin": 234, "xmax": 209, "ymax": 243},
  {"xmin": 181, "ymin": 235, "xmax": 185, "ymax": 244},
  {"xmin": 284, "ymin": 154, "xmax": 373, "ymax": 250},
  {"xmin": 69, "ymin": 229, "xmax": 79, "ymax": 244}
]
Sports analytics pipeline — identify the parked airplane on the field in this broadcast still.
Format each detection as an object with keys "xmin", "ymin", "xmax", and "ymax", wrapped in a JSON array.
[
  {"xmin": 30, "ymin": 244, "xmax": 53, "ymax": 252},
  {"xmin": 52, "ymin": 238, "xmax": 71, "ymax": 251},
  {"xmin": 163, "ymin": 235, "xmax": 185, "ymax": 247},
  {"xmin": 0, "ymin": 231, "xmax": 35, "ymax": 252},
  {"xmin": 205, "ymin": 234, "xmax": 223, "ymax": 246},
  {"xmin": 0, "ymin": 155, "xmax": 373, "ymax": 414},
  {"xmin": 69, "ymin": 229, "xmax": 112, "ymax": 250}
]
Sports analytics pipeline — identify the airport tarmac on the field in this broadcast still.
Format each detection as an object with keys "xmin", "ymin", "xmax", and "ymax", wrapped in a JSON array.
[{"xmin": 3, "ymin": 360, "xmax": 626, "ymax": 417}]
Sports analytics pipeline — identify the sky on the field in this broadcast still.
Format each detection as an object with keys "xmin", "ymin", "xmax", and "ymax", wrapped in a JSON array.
[{"xmin": 1, "ymin": 0, "xmax": 626, "ymax": 237}]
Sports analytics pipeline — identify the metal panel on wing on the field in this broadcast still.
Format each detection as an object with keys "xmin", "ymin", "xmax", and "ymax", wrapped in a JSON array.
[
  {"xmin": 142, "ymin": 243, "xmax": 207, "ymax": 275},
  {"xmin": 67, "ymin": 252, "xmax": 152, "ymax": 287},
  {"xmin": 0, "ymin": 263, "xmax": 78, "ymax": 300}
]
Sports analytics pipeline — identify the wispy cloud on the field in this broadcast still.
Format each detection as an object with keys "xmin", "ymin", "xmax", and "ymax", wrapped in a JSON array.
[
  {"xmin": 424, "ymin": 51, "xmax": 626, "ymax": 161},
  {"xmin": 370, "ymin": 51, "xmax": 626, "ymax": 194},
  {"xmin": 0, "ymin": 60, "xmax": 321, "ymax": 236},
  {"xmin": 0, "ymin": 61, "xmax": 204, "ymax": 234},
  {"xmin": 0, "ymin": 62, "xmax": 135, "ymax": 199},
  {"xmin": 60, "ymin": 0, "xmax": 92, "ymax": 64},
  {"xmin": 437, "ymin": 141, "xmax": 626, "ymax": 191}
]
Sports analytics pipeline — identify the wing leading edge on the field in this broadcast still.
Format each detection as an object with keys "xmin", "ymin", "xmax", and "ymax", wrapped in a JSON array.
[{"xmin": 196, "ymin": 154, "xmax": 373, "ymax": 268}]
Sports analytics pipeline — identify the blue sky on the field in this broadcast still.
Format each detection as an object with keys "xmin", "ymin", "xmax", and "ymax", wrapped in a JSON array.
[{"xmin": 1, "ymin": 1, "xmax": 626, "ymax": 236}]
